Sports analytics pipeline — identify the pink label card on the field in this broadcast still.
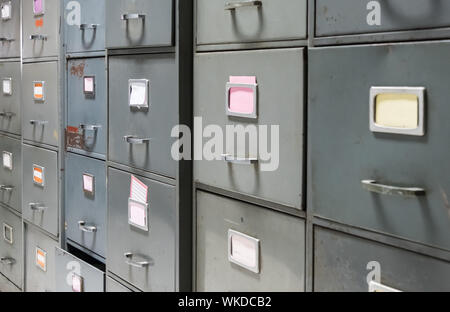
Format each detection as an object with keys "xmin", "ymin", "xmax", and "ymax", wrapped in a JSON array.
[{"xmin": 228, "ymin": 76, "xmax": 256, "ymax": 115}]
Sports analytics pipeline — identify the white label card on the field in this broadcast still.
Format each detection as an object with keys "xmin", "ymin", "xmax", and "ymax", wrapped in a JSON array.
[
  {"xmin": 72, "ymin": 274, "xmax": 83, "ymax": 292},
  {"xmin": 130, "ymin": 175, "xmax": 148, "ymax": 204},
  {"xmin": 3, "ymin": 79, "xmax": 12, "ymax": 95},
  {"xmin": 3, "ymin": 151, "xmax": 12, "ymax": 170},
  {"xmin": 83, "ymin": 76, "xmax": 95, "ymax": 94},
  {"xmin": 33, "ymin": 82, "xmax": 45, "ymax": 101},
  {"xmin": 82, "ymin": 174, "xmax": 94, "ymax": 195},
  {"xmin": 128, "ymin": 198, "xmax": 148, "ymax": 231},
  {"xmin": 1, "ymin": 3, "xmax": 11, "ymax": 19},
  {"xmin": 129, "ymin": 79, "xmax": 149, "ymax": 108},
  {"xmin": 228, "ymin": 230, "xmax": 260, "ymax": 273}
]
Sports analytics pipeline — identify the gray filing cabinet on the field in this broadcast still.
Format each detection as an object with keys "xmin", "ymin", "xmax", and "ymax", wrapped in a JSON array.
[
  {"xmin": 0, "ymin": 134, "xmax": 21, "ymax": 213},
  {"xmin": 22, "ymin": 0, "xmax": 61, "ymax": 59},
  {"xmin": 55, "ymin": 247, "xmax": 104, "ymax": 292},
  {"xmin": 65, "ymin": 152, "xmax": 106, "ymax": 259},
  {"xmin": 64, "ymin": 0, "xmax": 105, "ymax": 53},
  {"xmin": 22, "ymin": 61, "xmax": 60, "ymax": 148},
  {"xmin": 105, "ymin": 0, "xmax": 174, "ymax": 49},
  {"xmin": 0, "ymin": 0, "xmax": 20, "ymax": 58},
  {"xmin": 0, "ymin": 206, "xmax": 22, "ymax": 289},
  {"xmin": 24, "ymin": 223, "xmax": 58, "ymax": 292},
  {"xmin": 194, "ymin": 48, "xmax": 304, "ymax": 210},
  {"xmin": 67, "ymin": 57, "xmax": 107, "ymax": 158},
  {"xmin": 107, "ymin": 167, "xmax": 176, "ymax": 292},
  {"xmin": 314, "ymin": 227, "xmax": 450, "ymax": 292},
  {"xmin": 196, "ymin": 190, "xmax": 305, "ymax": 291},
  {"xmin": 0, "ymin": 61, "xmax": 21, "ymax": 135},
  {"xmin": 196, "ymin": 0, "xmax": 307, "ymax": 47},
  {"xmin": 22, "ymin": 144, "xmax": 59, "ymax": 237},
  {"xmin": 308, "ymin": 41, "xmax": 450, "ymax": 251}
]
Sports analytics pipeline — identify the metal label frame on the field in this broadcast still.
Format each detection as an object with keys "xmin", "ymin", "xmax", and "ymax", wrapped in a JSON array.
[
  {"xmin": 2, "ymin": 78, "xmax": 12, "ymax": 96},
  {"xmin": 35, "ymin": 247, "xmax": 47, "ymax": 272},
  {"xmin": 33, "ymin": 81, "xmax": 45, "ymax": 102},
  {"xmin": 83, "ymin": 76, "xmax": 96, "ymax": 97},
  {"xmin": 33, "ymin": 0, "xmax": 45, "ymax": 16},
  {"xmin": 370, "ymin": 87, "xmax": 425, "ymax": 136},
  {"xmin": 228, "ymin": 229, "xmax": 260, "ymax": 274},
  {"xmin": 82, "ymin": 173, "xmax": 95, "ymax": 196},
  {"xmin": 3, "ymin": 223, "xmax": 13, "ymax": 245},
  {"xmin": 369, "ymin": 281, "xmax": 401, "ymax": 292},
  {"xmin": 1, "ymin": 1, "xmax": 12, "ymax": 21},
  {"xmin": 128, "ymin": 197, "xmax": 149, "ymax": 232},
  {"xmin": 2, "ymin": 151, "xmax": 13, "ymax": 170},
  {"xmin": 225, "ymin": 82, "xmax": 258, "ymax": 119},
  {"xmin": 128, "ymin": 79, "xmax": 150, "ymax": 109},
  {"xmin": 32, "ymin": 164, "xmax": 45, "ymax": 187}
]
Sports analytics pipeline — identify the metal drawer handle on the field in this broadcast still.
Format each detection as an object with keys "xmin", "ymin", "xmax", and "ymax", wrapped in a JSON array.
[
  {"xmin": 221, "ymin": 154, "xmax": 258, "ymax": 165},
  {"xmin": 79, "ymin": 24, "xmax": 99, "ymax": 30},
  {"xmin": 78, "ymin": 221, "xmax": 97, "ymax": 233},
  {"xmin": 225, "ymin": 0, "xmax": 262, "ymax": 10},
  {"xmin": 29, "ymin": 34, "xmax": 48, "ymax": 41},
  {"xmin": 123, "ymin": 135, "xmax": 150, "ymax": 145},
  {"xmin": 30, "ymin": 120, "xmax": 48, "ymax": 126},
  {"xmin": 361, "ymin": 180, "xmax": 426, "ymax": 197},
  {"xmin": 124, "ymin": 252, "xmax": 150, "ymax": 268},
  {"xmin": 0, "ymin": 37, "xmax": 14, "ymax": 42},
  {"xmin": 0, "ymin": 257, "xmax": 16, "ymax": 265},
  {"xmin": 0, "ymin": 185, "xmax": 14, "ymax": 192},
  {"xmin": 0, "ymin": 112, "xmax": 15, "ymax": 118},
  {"xmin": 121, "ymin": 13, "xmax": 146, "ymax": 21},
  {"xmin": 79, "ymin": 124, "xmax": 101, "ymax": 131},
  {"xmin": 29, "ymin": 203, "xmax": 47, "ymax": 211}
]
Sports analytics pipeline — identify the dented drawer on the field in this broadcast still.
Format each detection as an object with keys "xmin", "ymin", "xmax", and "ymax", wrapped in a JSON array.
[
  {"xmin": 0, "ymin": 134, "xmax": 21, "ymax": 213},
  {"xmin": 196, "ymin": 190, "xmax": 305, "ymax": 291}
]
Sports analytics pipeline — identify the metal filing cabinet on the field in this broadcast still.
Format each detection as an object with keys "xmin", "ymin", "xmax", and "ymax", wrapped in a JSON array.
[
  {"xmin": 196, "ymin": 0, "xmax": 307, "ymax": 48},
  {"xmin": 107, "ymin": 167, "xmax": 176, "ymax": 292},
  {"xmin": 24, "ymin": 223, "xmax": 58, "ymax": 292},
  {"xmin": 64, "ymin": 0, "xmax": 105, "ymax": 54},
  {"xmin": 0, "ymin": 271, "xmax": 20, "ymax": 291},
  {"xmin": 22, "ymin": 61, "xmax": 60, "ymax": 148},
  {"xmin": 55, "ymin": 247, "xmax": 104, "ymax": 292},
  {"xmin": 105, "ymin": 0, "xmax": 174, "ymax": 49},
  {"xmin": 22, "ymin": 144, "xmax": 59, "ymax": 237},
  {"xmin": 196, "ymin": 190, "xmax": 305, "ymax": 291},
  {"xmin": 0, "ymin": 206, "xmax": 22, "ymax": 289},
  {"xmin": 308, "ymin": 41, "xmax": 450, "ymax": 251},
  {"xmin": 0, "ymin": 61, "xmax": 21, "ymax": 135},
  {"xmin": 315, "ymin": 0, "xmax": 450, "ymax": 39},
  {"xmin": 65, "ymin": 152, "xmax": 106, "ymax": 259},
  {"xmin": 0, "ymin": 134, "xmax": 21, "ymax": 213},
  {"xmin": 67, "ymin": 58, "xmax": 107, "ymax": 158},
  {"xmin": 0, "ymin": 0, "xmax": 20, "ymax": 58},
  {"xmin": 194, "ymin": 48, "xmax": 304, "ymax": 209},
  {"xmin": 108, "ymin": 54, "xmax": 177, "ymax": 178},
  {"xmin": 314, "ymin": 227, "xmax": 450, "ymax": 292},
  {"xmin": 22, "ymin": 0, "xmax": 61, "ymax": 59}
]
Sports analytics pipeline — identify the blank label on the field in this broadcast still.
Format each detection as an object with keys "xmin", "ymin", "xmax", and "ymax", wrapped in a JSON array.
[
  {"xmin": 375, "ymin": 93, "xmax": 419, "ymax": 129},
  {"xmin": 3, "ymin": 79, "xmax": 12, "ymax": 95},
  {"xmin": 129, "ymin": 79, "xmax": 149, "ymax": 108},
  {"xmin": 228, "ymin": 230, "xmax": 260, "ymax": 273},
  {"xmin": 83, "ymin": 174, "xmax": 94, "ymax": 195},
  {"xmin": 3, "ymin": 151, "xmax": 12, "ymax": 170},
  {"xmin": 228, "ymin": 76, "xmax": 256, "ymax": 115},
  {"xmin": 1, "ymin": 3, "xmax": 11, "ymax": 19}
]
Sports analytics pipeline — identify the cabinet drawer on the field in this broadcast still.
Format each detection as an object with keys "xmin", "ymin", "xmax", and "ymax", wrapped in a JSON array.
[
  {"xmin": 0, "ymin": 61, "xmax": 21, "ymax": 135},
  {"xmin": 0, "ymin": 135, "xmax": 21, "ymax": 213}
]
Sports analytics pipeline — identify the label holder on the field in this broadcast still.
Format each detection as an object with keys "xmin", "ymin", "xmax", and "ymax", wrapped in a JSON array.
[
  {"xmin": 33, "ymin": 81, "xmax": 45, "ymax": 102},
  {"xmin": 225, "ymin": 82, "xmax": 258, "ymax": 119},
  {"xmin": 82, "ymin": 173, "xmax": 95, "ymax": 196},
  {"xmin": 1, "ymin": 1, "xmax": 12, "ymax": 20},
  {"xmin": 83, "ymin": 76, "xmax": 95, "ymax": 97},
  {"xmin": 128, "ymin": 198, "xmax": 149, "ymax": 232},
  {"xmin": 35, "ymin": 247, "xmax": 47, "ymax": 272},
  {"xmin": 3, "ymin": 223, "xmax": 13, "ymax": 245},
  {"xmin": 33, "ymin": 164, "xmax": 45, "ymax": 187},
  {"xmin": 3, "ymin": 151, "xmax": 13, "ymax": 170},
  {"xmin": 128, "ymin": 79, "xmax": 150, "ymax": 109},
  {"xmin": 2, "ymin": 78, "xmax": 12, "ymax": 95},
  {"xmin": 33, "ymin": 0, "xmax": 45, "ymax": 16},
  {"xmin": 228, "ymin": 229, "xmax": 260, "ymax": 274}
]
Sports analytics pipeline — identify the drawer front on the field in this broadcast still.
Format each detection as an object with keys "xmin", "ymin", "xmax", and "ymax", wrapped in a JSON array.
[
  {"xmin": 67, "ymin": 58, "xmax": 107, "ymax": 157},
  {"xmin": 25, "ymin": 224, "xmax": 58, "ymax": 292},
  {"xmin": 0, "ymin": 206, "xmax": 22, "ymax": 288},
  {"xmin": 0, "ymin": 0, "xmax": 20, "ymax": 58},
  {"xmin": 106, "ymin": 276, "xmax": 133, "ymax": 292},
  {"xmin": 64, "ymin": 0, "xmax": 105, "ymax": 53},
  {"xmin": 108, "ymin": 54, "xmax": 177, "ymax": 178},
  {"xmin": 196, "ymin": 190, "xmax": 305, "ymax": 291},
  {"xmin": 194, "ymin": 49, "xmax": 304, "ymax": 209},
  {"xmin": 0, "ymin": 272, "xmax": 20, "ymax": 292},
  {"xmin": 314, "ymin": 227, "xmax": 450, "ymax": 292},
  {"xmin": 0, "ymin": 61, "xmax": 21, "ymax": 135},
  {"xmin": 196, "ymin": 0, "xmax": 307, "ymax": 46},
  {"xmin": 308, "ymin": 42, "xmax": 450, "ymax": 250},
  {"xmin": 107, "ymin": 167, "xmax": 176, "ymax": 291},
  {"xmin": 22, "ymin": 144, "xmax": 58, "ymax": 237},
  {"xmin": 55, "ymin": 247, "xmax": 105, "ymax": 292},
  {"xmin": 22, "ymin": 61, "xmax": 60, "ymax": 148},
  {"xmin": 22, "ymin": 0, "xmax": 60, "ymax": 59},
  {"xmin": 105, "ymin": 0, "xmax": 173, "ymax": 49},
  {"xmin": 0, "ymin": 135, "xmax": 21, "ymax": 213},
  {"xmin": 316, "ymin": 0, "xmax": 450, "ymax": 37},
  {"xmin": 65, "ymin": 152, "xmax": 106, "ymax": 258}
]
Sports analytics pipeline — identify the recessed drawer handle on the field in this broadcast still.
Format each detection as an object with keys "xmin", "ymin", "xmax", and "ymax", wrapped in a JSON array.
[
  {"xmin": 79, "ymin": 24, "xmax": 99, "ymax": 30},
  {"xmin": 124, "ymin": 252, "xmax": 150, "ymax": 268},
  {"xmin": 222, "ymin": 154, "xmax": 258, "ymax": 165},
  {"xmin": 29, "ymin": 34, "xmax": 48, "ymax": 41},
  {"xmin": 121, "ymin": 13, "xmax": 146, "ymax": 21},
  {"xmin": 225, "ymin": 0, "xmax": 262, "ymax": 10},
  {"xmin": 0, "ymin": 37, "xmax": 14, "ymax": 42},
  {"xmin": 79, "ymin": 124, "xmax": 101, "ymax": 131},
  {"xmin": 30, "ymin": 120, "xmax": 48, "ymax": 126},
  {"xmin": 29, "ymin": 203, "xmax": 47, "ymax": 211},
  {"xmin": 123, "ymin": 135, "xmax": 150, "ymax": 145},
  {"xmin": 361, "ymin": 180, "xmax": 426, "ymax": 197},
  {"xmin": 0, "ymin": 112, "xmax": 15, "ymax": 118},
  {"xmin": 0, "ymin": 185, "xmax": 14, "ymax": 192},
  {"xmin": 0, "ymin": 257, "xmax": 16, "ymax": 265},
  {"xmin": 78, "ymin": 221, "xmax": 97, "ymax": 233}
]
